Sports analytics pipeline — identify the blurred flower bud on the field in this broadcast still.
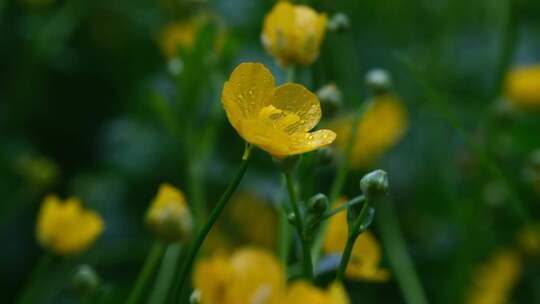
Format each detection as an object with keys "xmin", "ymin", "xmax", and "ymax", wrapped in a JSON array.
[
  {"xmin": 366, "ymin": 69, "xmax": 392, "ymax": 96},
  {"xmin": 327, "ymin": 13, "xmax": 350, "ymax": 33},
  {"xmin": 16, "ymin": 155, "xmax": 59, "ymax": 190},
  {"xmin": 360, "ymin": 169, "xmax": 389, "ymax": 200},
  {"xmin": 316, "ymin": 146, "xmax": 336, "ymax": 166},
  {"xmin": 72, "ymin": 264, "xmax": 100, "ymax": 296},
  {"xmin": 273, "ymin": 155, "xmax": 300, "ymax": 174},
  {"xmin": 287, "ymin": 212, "xmax": 297, "ymax": 225},
  {"xmin": 146, "ymin": 184, "xmax": 193, "ymax": 242},
  {"xmin": 317, "ymin": 83, "xmax": 342, "ymax": 117},
  {"xmin": 190, "ymin": 289, "xmax": 202, "ymax": 304},
  {"xmin": 308, "ymin": 193, "xmax": 329, "ymax": 217}
]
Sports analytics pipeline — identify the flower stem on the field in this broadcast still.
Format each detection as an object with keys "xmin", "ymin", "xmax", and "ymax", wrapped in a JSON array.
[
  {"xmin": 336, "ymin": 198, "xmax": 370, "ymax": 282},
  {"xmin": 173, "ymin": 144, "xmax": 252, "ymax": 303},
  {"xmin": 148, "ymin": 243, "xmax": 183, "ymax": 304},
  {"xmin": 126, "ymin": 241, "xmax": 166, "ymax": 304},
  {"xmin": 284, "ymin": 171, "xmax": 313, "ymax": 280},
  {"xmin": 16, "ymin": 253, "xmax": 54, "ymax": 304},
  {"xmin": 376, "ymin": 199, "xmax": 428, "ymax": 304},
  {"xmin": 312, "ymin": 101, "xmax": 373, "ymax": 263}
]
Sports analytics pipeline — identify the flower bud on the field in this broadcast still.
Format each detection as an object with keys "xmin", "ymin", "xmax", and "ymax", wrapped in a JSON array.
[
  {"xmin": 190, "ymin": 289, "xmax": 202, "ymax": 304},
  {"xmin": 273, "ymin": 155, "xmax": 300, "ymax": 174},
  {"xmin": 308, "ymin": 193, "xmax": 329, "ymax": 217},
  {"xmin": 146, "ymin": 184, "xmax": 193, "ymax": 242},
  {"xmin": 316, "ymin": 147, "xmax": 336, "ymax": 166},
  {"xmin": 360, "ymin": 169, "xmax": 389, "ymax": 200},
  {"xmin": 366, "ymin": 69, "xmax": 392, "ymax": 96},
  {"xmin": 327, "ymin": 13, "xmax": 350, "ymax": 33},
  {"xmin": 317, "ymin": 83, "xmax": 343, "ymax": 117},
  {"xmin": 72, "ymin": 264, "xmax": 100, "ymax": 296},
  {"xmin": 287, "ymin": 212, "xmax": 297, "ymax": 225}
]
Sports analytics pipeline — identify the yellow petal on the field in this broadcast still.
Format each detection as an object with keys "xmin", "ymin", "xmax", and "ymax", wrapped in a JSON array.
[
  {"xmin": 222, "ymin": 63, "xmax": 276, "ymax": 130},
  {"xmin": 287, "ymin": 129, "xmax": 336, "ymax": 156},
  {"xmin": 270, "ymin": 83, "xmax": 321, "ymax": 133}
]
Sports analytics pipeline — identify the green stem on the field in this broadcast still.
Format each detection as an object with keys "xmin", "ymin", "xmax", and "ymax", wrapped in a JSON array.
[
  {"xmin": 173, "ymin": 144, "xmax": 252, "ymax": 303},
  {"xmin": 284, "ymin": 172, "xmax": 313, "ymax": 280},
  {"xmin": 315, "ymin": 195, "xmax": 365, "ymax": 225},
  {"xmin": 335, "ymin": 236, "xmax": 354, "ymax": 282},
  {"xmin": 278, "ymin": 201, "xmax": 292, "ymax": 268},
  {"xmin": 16, "ymin": 254, "xmax": 54, "ymax": 304},
  {"xmin": 336, "ymin": 199, "xmax": 370, "ymax": 282},
  {"xmin": 377, "ymin": 199, "xmax": 428, "ymax": 304},
  {"xmin": 126, "ymin": 241, "xmax": 166, "ymax": 304},
  {"xmin": 148, "ymin": 244, "xmax": 183, "ymax": 304},
  {"xmin": 312, "ymin": 101, "xmax": 373, "ymax": 263}
]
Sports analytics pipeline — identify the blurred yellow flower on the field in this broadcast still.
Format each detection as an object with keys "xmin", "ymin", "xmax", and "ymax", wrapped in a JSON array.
[
  {"xmin": 282, "ymin": 281, "xmax": 350, "ymax": 304},
  {"xmin": 194, "ymin": 247, "xmax": 285, "ymax": 304},
  {"xmin": 36, "ymin": 195, "xmax": 104, "ymax": 256},
  {"xmin": 517, "ymin": 223, "xmax": 540, "ymax": 256},
  {"xmin": 222, "ymin": 62, "xmax": 336, "ymax": 157},
  {"xmin": 146, "ymin": 183, "xmax": 192, "ymax": 242},
  {"xmin": 465, "ymin": 249, "xmax": 522, "ymax": 304},
  {"xmin": 262, "ymin": 1, "xmax": 327, "ymax": 66},
  {"xmin": 323, "ymin": 200, "xmax": 389, "ymax": 282},
  {"xmin": 505, "ymin": 64, "xmax": 540, "ymax": 110},
  {"xmin": 330, "ymin": 94, "xmax": 408, "ymax": 168},
  {"xmin": 227, "ymin": 192, "xmax": 277, "ymax": 249},
  {"xmin": 160, "ymin": 21, "xmax": 196, "ymax": 58}
]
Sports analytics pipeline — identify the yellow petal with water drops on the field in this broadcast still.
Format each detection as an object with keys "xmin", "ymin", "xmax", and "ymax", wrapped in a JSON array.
[
  {"xmin": 270, "ymin": 83, "xmax": 321, "ymax": 133},
  {"xmin": 288, "ymin": 129, "xmax": 337, "ymax": 156},
  {"xmin": 222, "ymin": 63, "xmax": 275, "ymax": 128}
]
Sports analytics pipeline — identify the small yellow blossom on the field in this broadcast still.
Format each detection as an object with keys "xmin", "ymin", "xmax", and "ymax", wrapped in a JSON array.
[
  {"xmin": 262, "ymin": 1, "xmax": 327, "ymax": 66},
  {"xmin": 194, "ymin": 247, "xmax": 285, "ymax": 304},
  {"xmin": 222, "ymin": 62, "xmax": 336, "ymax": 157},
  {"xmin": 505, "ymin": 64, "xmax": 540, "ymax": 110},
  {"xmin": 36, "ymin": 195, "xmax": 104, "ymax": 256},
  {"xmin": 465, "ymin": 249, "xmax": 522, "ymax": 304},
  {"xmin": 160, "ymin": 21, "xmax": 197, "ymax": 58},
  {"xmin": 323, "ymin": 200, "xmax": 389, "ymax": 282},
  {"xmin": 227, "ymin": 192, "xmax": 277, "ymax": 249},
  {"xmin": 282, "ymin": 281, "xmax": 350, "ymax": 304},
  {"xmin": 330, "ymin": 93, "xmax": 408, "ymax": 168},
  {"xmin": 146, "ymin": 183, "xmax": 192, "ymax": 242}
]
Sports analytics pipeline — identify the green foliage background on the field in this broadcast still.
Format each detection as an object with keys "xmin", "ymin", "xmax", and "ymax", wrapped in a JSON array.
[{"xmin": 1, "ymin": 0, "xmax": 540, "ymax": 303}]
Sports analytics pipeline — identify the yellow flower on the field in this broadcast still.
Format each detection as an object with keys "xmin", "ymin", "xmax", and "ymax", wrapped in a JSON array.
[
  {"xmin": 262, "ymin": 1, "xmax": 327, "ymax": 66},
  {"xmin": 160, "ymin": 21, "xmax": 196, "ymax": 58},
  {"xmin": 281, "ymin": 281, "xmax": 350, "ymax": 304},
  {"xmin": 146, "ymin": 183, "xmax": 192, "ymax": 242},
  {"xmin": 226, "ymin": 192, "xmax": 277, "ymax": 249},
  {"xmin": 517, "ymin": 223, "xmax": 540, "ymax": 256},
  {"xmin": 505, "ymin": 64, "xmax": 540, "ymax": 110},
  {"xmin": 222, "ymin": 62, "xmax": 336, "ymax": 157},
  {"xmin": 330, "ymin": 93, "xmax": 408, "ymax": 168},
  {"xmin": 465, "ymin": 249, "xmax": 522, "ymax": 304},
  {"xmin": 36, "ymin": 195, "xmax": 104, "ymax": 256},
  {"xmin": 323, "ymin": 200, "xmax": 389, "ymax": 282},
  {"xmin": 194, "ymin": 247, "xmax": 285, "ymax": 304}
]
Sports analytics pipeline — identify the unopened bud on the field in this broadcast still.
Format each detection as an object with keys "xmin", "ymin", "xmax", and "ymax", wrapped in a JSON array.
[
  {"xmin": 146, "ymin": 184, "xmax": 193, "ymax": 242},
  {"xmin": 360, "ymin": 170, "xmax": 389, "ymax": 199},
  {"xmin": 327, "ymin": 13, "xmax": 350, "ymax": 33},
  {"xmin": 273, "ymin": 155, "xmax": 300, "ymax": 174},
  {"xmin": 190, "ymin": 289, "xmax": 202, "ymax": 304},
  {"xmin": 72, "ymin": 264, "xmax": 100, "ymax": 295},
  {"xmin": 287, "ymin": 212, "xmax": 297, "ymax": 225},
  {"xmin": 316, "ymin": 147, "xmax": 336, "ymax": 166},
  {"xmin": 317, "ymin": 83, "xmax": 342, "ymax": 117},
  {"xmin": 308, "ymin": 193, "xmax": 328, "ymax": 217},
  {"xmin": 366, "ymin": 69, "xmax": 392, "ymax": 95}
]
